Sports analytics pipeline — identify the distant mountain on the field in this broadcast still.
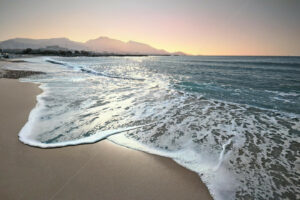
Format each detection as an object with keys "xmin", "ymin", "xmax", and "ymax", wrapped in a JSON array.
[
  {"xmin": 0, "ymin": 36, "xmax": 186, "ymax": 55},
  {"xmin": 84, "ymin": 36, "xmax": 169, "ymax": 55},
  {"xmin": 0, "ymin": 38, "xmax": 86, "ymax": 50},
  {"xmin": 85, "ymin": 37, "xmax": 126, "ymax": 53}
]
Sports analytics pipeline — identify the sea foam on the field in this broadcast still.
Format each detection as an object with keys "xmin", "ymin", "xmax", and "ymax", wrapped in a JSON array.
[{"xmin": 12, "ymin": 56, "xmax": 300, "ymax": 200}]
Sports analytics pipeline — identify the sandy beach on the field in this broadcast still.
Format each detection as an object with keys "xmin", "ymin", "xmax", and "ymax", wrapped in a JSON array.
[{"xmin": 0, "ymin": 78, "xmax": 212, "ymax": 200}]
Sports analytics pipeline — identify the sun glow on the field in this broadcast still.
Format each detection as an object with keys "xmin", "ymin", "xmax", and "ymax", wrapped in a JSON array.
[{"xmin": 0, "ymin": 0, "xmax": 299, "ymax": 56}]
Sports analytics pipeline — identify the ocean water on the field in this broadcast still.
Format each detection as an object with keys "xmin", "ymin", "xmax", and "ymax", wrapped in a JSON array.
[{"xmin": 11, "ymin": 56, "xmax": 300, "ymax": 199}]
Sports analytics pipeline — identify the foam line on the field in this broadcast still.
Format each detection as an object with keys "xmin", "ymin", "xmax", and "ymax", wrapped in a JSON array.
[
  {"xmin": 19, "ymin": 122, "xmax": 146, "ymax": 148},
  {"xmin": 45, "ymin": 58, "xmax": 144, "ymax": 81},
  {"xmin": 214, "ymin": 139, "xmax": 232, "ymax": 171}
]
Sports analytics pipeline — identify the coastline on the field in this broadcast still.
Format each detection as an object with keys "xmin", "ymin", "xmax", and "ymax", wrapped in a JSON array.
[{"xmin": 0, "ymin": 77, "xmax": 213, "ymax": 200}]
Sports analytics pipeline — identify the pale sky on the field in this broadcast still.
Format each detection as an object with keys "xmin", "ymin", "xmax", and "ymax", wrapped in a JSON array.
[{"xmin": 0, "ymin": 0, "xmax": 299, "ymax": 55}]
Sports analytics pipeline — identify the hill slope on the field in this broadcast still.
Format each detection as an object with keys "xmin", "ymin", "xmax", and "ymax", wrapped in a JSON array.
[{"xmin": 0, "ymin": 37, "xmax": 186, "ymax": 55}]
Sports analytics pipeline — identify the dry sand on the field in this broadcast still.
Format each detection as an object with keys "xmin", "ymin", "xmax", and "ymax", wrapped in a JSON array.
[{"xmin": 0, "ymin": 78, "xmax": 213, "ymax": 200}]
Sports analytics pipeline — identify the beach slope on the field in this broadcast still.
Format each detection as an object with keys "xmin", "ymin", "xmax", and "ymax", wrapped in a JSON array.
[{"xmin": 0, "ymin": 78, "xmax": 212, "ymax": 200}]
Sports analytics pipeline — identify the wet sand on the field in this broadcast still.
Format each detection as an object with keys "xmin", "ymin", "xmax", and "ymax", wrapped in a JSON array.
[{"xmin": 0, "ymin": 78, "xmax": 213, "ymax": 200}]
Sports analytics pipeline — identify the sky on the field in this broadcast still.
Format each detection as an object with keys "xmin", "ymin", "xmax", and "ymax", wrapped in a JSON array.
[{"xmin": 0, "ymin": 0, "xmax": 299, "ymax": 56}]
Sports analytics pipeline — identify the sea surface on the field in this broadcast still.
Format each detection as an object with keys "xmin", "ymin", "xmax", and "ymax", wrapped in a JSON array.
[{"xmin": 10, "ymin": 56, "xmax": 300, "ymax": 199}]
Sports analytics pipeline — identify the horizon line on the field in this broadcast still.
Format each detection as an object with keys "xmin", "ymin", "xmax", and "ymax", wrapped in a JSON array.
[{"xmin": 1, "ymin": 36, "xmax": 299, "ymax": 57}]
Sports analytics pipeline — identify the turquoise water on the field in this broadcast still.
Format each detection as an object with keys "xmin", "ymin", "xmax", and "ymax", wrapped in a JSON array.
[
  {"xmin": 13, "ymin": 56, "xmax": 300, "ymax": 199},
  {"xmin": 145, "ymin": 56, "xmax": 300, "ymax": 113}
]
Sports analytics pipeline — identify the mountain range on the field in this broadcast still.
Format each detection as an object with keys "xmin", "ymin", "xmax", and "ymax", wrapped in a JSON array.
[{"xmin": 0, "ymin": 37, "xmax": 187, "ymax": 55}]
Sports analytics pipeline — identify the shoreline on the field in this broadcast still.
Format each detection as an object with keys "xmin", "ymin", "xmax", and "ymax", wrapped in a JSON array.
[{"xmin": 0, "ymin": 77, "xmax": 213, "ymax": 199}]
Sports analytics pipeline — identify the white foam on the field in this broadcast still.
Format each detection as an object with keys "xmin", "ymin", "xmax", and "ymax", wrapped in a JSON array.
[
  {"xmin": 265, "ymin": 90, "xmax": 299, "ymax": 97},
  {"xmin": 108, "ymin": 133, "xmax": 237, "ymax": 200},
  {"xmin": 16, "ymin": 56, "xmax": 300, "ymax": 200},
  {"xmin": 20, "ymin": 110, "xmax": 145, "ymax": 148},
  {"xmin": 45, "ymin": 57, "xmax": 145, "ymax": 81},
  {"xmin": 18, "ymin": 82, "xmax": 148, "ymax": 148},
  {"xmin": 214, "ymin": 139, "xmax": 232, "ymax": 171}
]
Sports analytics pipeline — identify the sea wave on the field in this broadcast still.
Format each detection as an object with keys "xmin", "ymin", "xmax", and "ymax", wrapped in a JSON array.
[
  {"xmin": 14, "ymin": 56, "xmax": 300, "ymax": 200},
  {"xmin": 45, "ymin": 58, "xmax": 145, "ymax": 81}
]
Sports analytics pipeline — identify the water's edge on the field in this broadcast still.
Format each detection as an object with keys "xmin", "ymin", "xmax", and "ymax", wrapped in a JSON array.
[
  {"xmin": 17, "ymin": 79, "xmax": 215, "ymax": 198},
  {"xmin": 12, "ymin": 56, "xmax": 300, "ymax": 200}
]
